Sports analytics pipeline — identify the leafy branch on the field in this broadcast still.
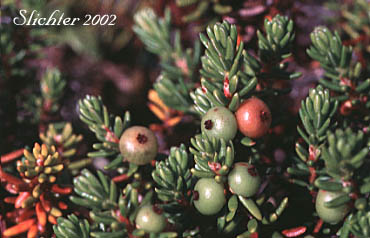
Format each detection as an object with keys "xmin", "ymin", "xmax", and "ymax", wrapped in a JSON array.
[
  {"xmin": 133, "ymin": 8, "xmax": 200, "ymax": 112},
  {"xmin": 54, "ymin": 214, "xmax": 90, "ymax": 238},
  {"xmin": 78, "ymin": 95, "xmax": 130, "ymax": 170},
  {"xmin": 257, "ymin": 15, "xmax": 295, "ymax": 64},
  {"xmin": 152, "ymin": 144, "xmax": 194, "ymax": 227},
  {"xmin": 307, "ymin": 26, "xmax": 370, "ymax": 109},
  {"xmin": 288, "ymin": 85, "xmax": 338, "ymax": 187},
  {"xmin": 189, "ymin": 133, "xmax": 234, "ymax": 181}
]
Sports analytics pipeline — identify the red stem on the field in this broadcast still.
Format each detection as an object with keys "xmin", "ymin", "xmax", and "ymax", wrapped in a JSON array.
[
  {"xmin": 223, "ymin": 75, "xmax": 232, "ymax": 99},
  {"xmin": 116, "ymin": 210, "xmax": 135, "ymax": 235},
  {"xmin": 309, "ymin": 167, "xmax": 317, "ymax": 184},
  {"xmin": 308, "ymin": 145, "xmax": 318, "ymax": 184}
]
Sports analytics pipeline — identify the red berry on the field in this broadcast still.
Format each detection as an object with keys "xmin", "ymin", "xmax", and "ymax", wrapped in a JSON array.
[{"xmin": 235, "ymin": 97, "xmax": 271, "ymax": 138}]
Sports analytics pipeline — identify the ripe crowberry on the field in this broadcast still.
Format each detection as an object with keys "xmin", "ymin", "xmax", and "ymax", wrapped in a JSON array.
[{"xmin": 235, "ymin": 97, "xmax": 271, "ymax": 138}]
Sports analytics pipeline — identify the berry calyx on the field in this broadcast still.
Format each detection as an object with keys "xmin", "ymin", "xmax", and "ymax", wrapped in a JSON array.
[
  {"xmin": 136, "ymin": 133, "xmax": 148, "ymax": 144},
  {"xmin": 193, "ymin": 178, "xmax": 226, "ymax": 215},
  {"xmin": 235, "ymin": 97, "xmax": 271, "ymax": 138},
  {"xmin": 315, "ymin": 190, "xmax": 350, "ymax": 224},
  {"xmin": 204, "ymin": 120, "xmax": 213, "ymax": 130},
  {"xmin": 201, "ymin": 106, "xmax": 237, "ymax": 141},
  {"xmin": 228, "ymin": 162, "xmax": 261, "ymax": 197},
  {"xmin": 119, "ymin": 126, "xmax": 158, "ymax": 165},
  {"xmin": 135, "ymin": 205, "xmax": 166, "ymax": 233}
]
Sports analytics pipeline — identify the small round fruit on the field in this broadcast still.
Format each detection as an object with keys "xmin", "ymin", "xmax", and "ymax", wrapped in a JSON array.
[
  {"xmin": 135, "ymin": 205, "xmax": 166, "ymax": 233},
  {"xmin": 119, "ymin": 126, "xmax": 158, "ymax": 165},
  {"xmin": 235, "ymin": 97, "xmax": 271, "ymax": 139},
  {"xmin": 193, "ymin": 178, "xmax": 226, "ymax": 215},
  {"xmin": 201, "ymin": 106, "xmax": 237, "ymax": 141},
  {"xmin": 228, "ymin": 162, "xmax": 261, "ymax": 197},
  {"xmin": 315, "ymin": 190, "xmax": 350, "ymax": 224}
]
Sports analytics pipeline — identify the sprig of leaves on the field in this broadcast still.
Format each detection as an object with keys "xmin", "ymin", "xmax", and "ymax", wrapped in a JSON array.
[
  {"xmin": 321, "ymin": 128, "xmax": 369, "ymax": 180},
  {"xmin": 69, "ymin": 169, "xmax": 169, "ymax": 238},
  {"xmin": 133, "ymin": 8, "xmax": 200, "ymax": 112},
  {"xmin": 54, "ymin": 214, "xmax": 90, "ymax": 238},
  {"xmin": 199, "ymin": 20, "xmax": 243, "ymax": 82},
  {"xmin": 340, "ymin": 199, "xmax": 370, "ymax": 238},
  {"xmin": 40, "ymin": 69, "xmax": 66, "ymax": 107},
  {"xmin": 258, "ymin": 15, "xmax": 295, "ymax": 64},
  {"xmin": 40, "ymin": 122, "xmax": 83, "ymax": 159},
  {"xmin": 152, "ymin": 145, "xmax": 193, "ymax": 226},
  {"xmin": 311, "ymin": 128, "xmax": 369, "ymax": 218},
  {"xmin": 189, "ymin": 133, "xmax": 234, "ymax": 182},
  {"xmin": 297, "ymin": 85, "xmax": 338, "ymax": 146},
  {"xmin": 288, "ymin": 86, "xmax": 338, "ymax": 189},
  {"xmin": 19, "ymin": 143, "xmax": 64, "ymax": 184},
  {"xmin": 70, "ymin": 169, "xmax": 119, "ymax": 210},
  {"xmin": 152, "ymin": 144, "xmax": 192, "ymax": 203},
  {"xmin": 176, "ymin": 0, "xmax": 233, "ymax": 24},
  {"xmin": 78, "ymin": 95, "xmax": 130, "ymax": 170},
  {"xmin": 307, "ymin": 26, "xmax": 370, "ymax": 106}
]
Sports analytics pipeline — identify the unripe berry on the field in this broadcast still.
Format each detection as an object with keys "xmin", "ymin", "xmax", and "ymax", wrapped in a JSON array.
[
  {"xmin": 235, "ymin": 97, "xmax": 271, "ymax": 138},
  {"xmin": 119, "ymin": 126, "xmax": 158, "ymax": 165},
  {"xmin": 228, "ymin": 162, "xmax": 261, "ymax": 197},
  {"xmin": 193, "ymin": 178, "xmax": 226, "ymax": 215},
  {"xmin": 135, "ymin": 205, "xmax": 166, "ymax": 233},
  {"xmin": 315, "ymin": 190, "xmax": 350, "ymax": 224},
  {"xmin": 201, "ymin": 106, "xmax": 237, "ymax": 141}
]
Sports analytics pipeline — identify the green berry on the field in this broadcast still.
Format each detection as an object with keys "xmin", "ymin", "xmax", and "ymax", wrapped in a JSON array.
[
  {"xmin": 119, "ymin": 126, "xmax": 158, "ymax": 165},
  {"xmin": 228, "ymin": 162, "xmax": 261, "ymax": 197},
  {"xmin": 193, "ymin": 178, "xmax": 226, "ymax": 215},
  {"xmin": 201, "ymin": 106, "xmax": 237, "ymax": 141},
  {"xmin": 135, "ymin": 205, "xmax": 166, "ymax": 233},
  {"xmin": 315, "ymin": 190, "xmax": 350, "ymax": 224}
]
